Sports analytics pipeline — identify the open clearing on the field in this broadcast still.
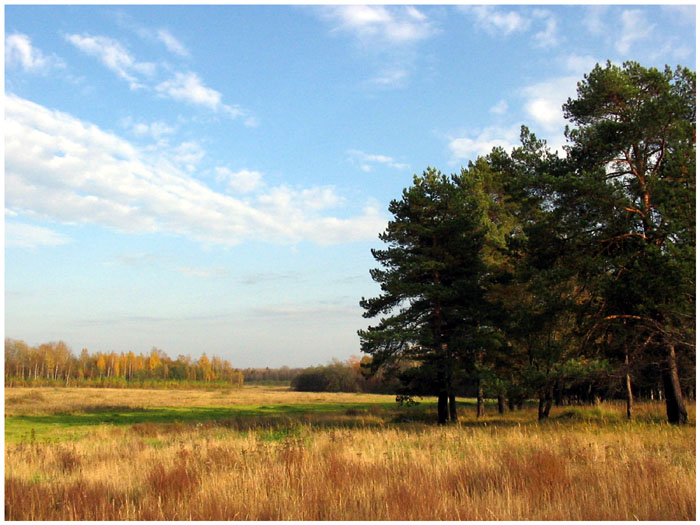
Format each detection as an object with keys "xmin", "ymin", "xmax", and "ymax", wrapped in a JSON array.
[{"xmin": 5, "ymin": 386, "xmax": 696, "ymax": 520}]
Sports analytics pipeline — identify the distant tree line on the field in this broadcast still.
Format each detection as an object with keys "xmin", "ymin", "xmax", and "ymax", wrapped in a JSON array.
[
  {"xmin": 290, "ymin": 356, "xmax": 402, "ymax": 393},
  {"xmin": 359, "ymin": 62, "xmax": 695, "ymax": 425},
  {"xmin": 241, "ymin": 366, "xmax": 304, "ymax": 384},
  {"xmin": 4, "ymin": 339, "xmax": 244, "ymax": 388}
]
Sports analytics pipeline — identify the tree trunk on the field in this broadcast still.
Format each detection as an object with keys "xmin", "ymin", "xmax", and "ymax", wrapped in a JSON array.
[
  {"xmin": 438, "ymin": 392, "xmax": 448, "ymax": 425},
  {"xmin": 448, "ymin": 393, "xmax": 458, "ymax": 423},
  {"xmin": 507, "ymin": 397, "xmax": 515, "ymax": 411},
  {"xmin": 662, "ymin": 344, "xmax": 688, "ymax": 425},
  {"xmin": 554, "ymin": 381, "xmax": 563, "ymax": 406},
  {"xmin": 624, "ymin": 350, "xmax": 633, "ymax": 420},
  {"xmin": 538, "ymin": 388, "xmax": 553, "ymax": 421},
  {"xmin": 497, "ymin": 394, "xmax": 505, "ymax": 414},
  {"xmin": 476, "ymin": 380, "xmax": 485, "ymax": 418}
]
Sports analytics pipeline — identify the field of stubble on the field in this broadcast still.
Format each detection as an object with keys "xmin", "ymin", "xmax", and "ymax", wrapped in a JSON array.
[{"xmin": 4, "ymin": 386, "xmax": 696, "ymax": 520}]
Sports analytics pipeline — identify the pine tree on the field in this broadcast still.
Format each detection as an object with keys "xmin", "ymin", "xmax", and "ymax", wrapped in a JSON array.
[
  {"xmin": 359, "ymin": 168, "xmax": 487, "ymax": 424},
  {"xmin": 562, "ymin": 61, "xmax": 696, "ymax": 423}
]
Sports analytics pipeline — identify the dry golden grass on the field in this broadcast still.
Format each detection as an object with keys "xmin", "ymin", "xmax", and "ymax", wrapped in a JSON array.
[
  {"xmin": 5, "ymin": 387, "xmax": 696, "ymax": 520},
  {"xmin": 4, "ymin": 385, "xmax": 397, "ymax": 417}
]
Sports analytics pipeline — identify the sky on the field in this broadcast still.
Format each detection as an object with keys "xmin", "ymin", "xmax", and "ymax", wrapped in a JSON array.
[{"xmin": 4, "ymin": 4, "xmax": 696, "ymax": 368}]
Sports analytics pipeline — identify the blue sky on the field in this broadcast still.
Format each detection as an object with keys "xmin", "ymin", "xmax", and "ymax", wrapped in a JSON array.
[{"xmin": 4, "ymin": 4, "xmax": 696, "ymax": 367}]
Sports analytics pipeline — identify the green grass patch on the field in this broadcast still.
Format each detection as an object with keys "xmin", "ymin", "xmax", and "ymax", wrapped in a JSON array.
[{"xmin": 5, "ymin": 401, "xmax": 398, "ymax": 443}]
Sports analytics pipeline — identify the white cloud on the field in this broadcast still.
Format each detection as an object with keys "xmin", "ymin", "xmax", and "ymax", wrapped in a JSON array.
[
  {"xmin": 155, "ymin": 71, "xmax": 221, "ymax": 110},
  {"xmin": 325, "ymin": 5, "xmax": 434, "ymax": 44},
  {"xmin": 5, "ymin": 94, "xmax": 385, "ymax": 246},
  {"xmin": 347, "ymin": 149, "xmax": 410, "ymax": 171},
  {"xmin": 6, "ymin": 222, "xmax": 72, "ymax": 248},
  {"xmin": 520, "ymin": 75, "xmax": 579, "ymax": 133},
  {"xmin": 617, "ymin": 10, "xmax": 655, "ymax": 54},
  {"xmin": 489, "ymin": 99, "xmax": 509, "ymax": 115},
  {"xmin": 370, "ymin": 68, "xmax": 410, "ymax": 88},
  {"xmin": 532, "ymin": 9, "xmax": 559, "ymax": 48},
  {"xmin": 660, "ymin": 5, "xmax": 696, "ymax": 25},
  {"xmin": 448, "ymin": 125, "xmax": 521, "ymax": 162},
  {"xmin": 172, "ymin": 141, "xmax": 206, "ymax": 172},
  {"xmin": 563, "ymin": 54, "xmax": 599, "ymax": 76},
  {"xmin": 6, "ymin": 33, "xmax": 63, "ymax": 73},
  {"xmin": 462, "ymin": 5, "xmax": 530, "ymax": 36},
  {"xmin": 66, "ymin": 33, "xmax": 254, "ymax": 123},
  {"xmin": 65, "ymin": 33, "xmax": 155, "ymax": 89},
  {"xmin": 258, "ymin": 186, "xmax": 343, "ymax": 213},
  {"xmin": 216, "ymin": 168, "xmax": 264, "ymax": 194},
  {"xmin": 155, "ymin": 71, "xmax": 243, "ymax": 118},
  {"xmin": 157, "ymin": 29, "xmax": 189, "ymax": 57},
  {"xmin": 122, "ymin": 117, "xmax": 176, "ymax": 140},
  {"xmin": 583, "ymin": 6, "xmax": 609, "ymax": 35}
]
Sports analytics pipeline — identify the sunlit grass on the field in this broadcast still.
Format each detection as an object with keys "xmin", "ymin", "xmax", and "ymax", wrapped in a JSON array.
[{"xmin": 4, "ymin": 386, "xmax": 695, "ymax": 520}]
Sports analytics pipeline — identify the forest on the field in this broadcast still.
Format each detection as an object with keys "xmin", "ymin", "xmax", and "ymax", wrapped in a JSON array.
[
  {"xmin": 358, "ymin": 61, "xmax": 695, "ymax": 425},
  {"xmin": 4, "ymin": 339, "xmax": 244, "ymax": 388}
]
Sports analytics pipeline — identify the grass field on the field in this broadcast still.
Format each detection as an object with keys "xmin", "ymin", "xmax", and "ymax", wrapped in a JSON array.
[{"xmin": 5, "ymin": 386, "xmax": 696, "ymax": 520}]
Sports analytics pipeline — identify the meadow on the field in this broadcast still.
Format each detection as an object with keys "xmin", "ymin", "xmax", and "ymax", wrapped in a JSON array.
[{"xmin": 5, "ymin": 386, "xmax": 696, "ymax": 520}]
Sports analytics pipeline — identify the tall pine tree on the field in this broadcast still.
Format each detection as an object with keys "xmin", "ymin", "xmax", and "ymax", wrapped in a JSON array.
[
  {"xmin": 359, "ymin": 168, "xmax": 487, "ymax": 424},
  {"xmin": 562, "ymin": 62, "xmax": 695, "ymax": 423}
]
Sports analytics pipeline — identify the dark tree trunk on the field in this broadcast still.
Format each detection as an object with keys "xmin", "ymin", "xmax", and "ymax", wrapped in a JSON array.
[
  {"xmin": 554, "ymin": 381, "xmax": 563, "ymax": 407},
  {"xmin": 476, "ymin": 380, "xmax": 485, "ymax": 418},
  {"xmin": 624, "ymin": 349, "xmax": 633, "ymax": 420},
  {"xmin": 497, "ymin": 394, "xmax": 505, "ymax": 414},
  {"xmin": 538, "ymin": 388, "xmax": 553, "ymax": 421},
  {"xmin": 448, "ymin": 393, "xmax": 458, "ymax": 423},
  {"xmin": 662, "ymin": 344, "xmax": 688, "ymax": 425},
  {"xmin": 507, "ymin": 397, "xmax": 515, "ymax": 411},
  {"xmin": 438, "ymin": 392, "xmax": 448, "ymax": 425}
]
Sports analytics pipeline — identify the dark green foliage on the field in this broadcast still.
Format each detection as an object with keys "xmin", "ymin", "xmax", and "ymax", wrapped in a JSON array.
[
  {"xmin": 560, "ymin": 61, "xmax": 695, "ymax": 423},
  {"xmin": 290, "ymin": 359, "xmax": 399, "ymax": 393},
  {"xmin": 291, "ymin": 362, "xmax": 358, "ymax": 393},
  {"xmin": 359, "ymin": 168, "xmax": 489, "ymax": 423},
  {"xmin": 359, "ymin": 61, "xmax": 694, "ymax": 425}
]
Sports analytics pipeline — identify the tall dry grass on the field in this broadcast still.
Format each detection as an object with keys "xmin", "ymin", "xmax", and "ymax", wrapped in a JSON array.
[
  {"xmin": 4, "ymin": 385, "xmax": 396, "ymax": 417},
  {"xmin": 4, "ymin": 388, "xmax": 696, "ymax": 520}
]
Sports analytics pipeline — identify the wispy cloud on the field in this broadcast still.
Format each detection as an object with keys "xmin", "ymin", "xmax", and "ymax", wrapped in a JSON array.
[
  {"xmin": 347, "ymin": 149, "xmax": 409, "ymax": 172},
  {"xmin": 489, "ymin": 99, "xmax": 509, "ymax": 115},
  {"xmin": 318, "ymin": 6, "xmax": 435, "ymax": 89},
  {"xmin": 370, "ymin": 67, "xmax": 410, "ymax": 88},
  {"xmin": 65, "ymin": 33, "xmax": 155, "ymax": 89},
  {"xmin": 121, "ymin": 117, "xmax": 176, "ymax": 141},
  {"xmin": 582, "ymin": 6, "xmax": 609, "ymax": 35},
  {"xmin": 248, "ymin": 302, "xmax": 358, "ymax": 320},
  {"xmin": 617, "ymin": 9, "xmax": 655, "ymax": 54},
  {"xmin": 461, "ymin": 6, "xmax": 561, "ymax": 48},
  {"xmin": 448, "ymin": 125, "xmax": 521, "ymax": 162},
  {"xmin": 154, "ymin": 72, "xmax": 257, "ymax": 124},
  {"xmin": 6, "ymin": 222, "xmax": 72, "ymax": 248},
  {"xmin": 6, "ymin": 33, "xmax": 63, "ymax": 73},
  {"xmin": 323, "ymin": 5, "xmax": 434, "ymax": 45},
  {"xmin": 238, "ymin": 271, "xmax": 302, "ymax": 286},
  {"xmin": 215, "ymin": 168, "xmax": 264, "ymax": 194},
  {"xmin": 532, "ymin": 9, "xmax": 560, "ymax": 49},
  {"xmin": 155, "ymin": 71, "xmax": 240, "ymax": 117},
  {"xmin": 157, "ymin": 28, "xmax": 189, "ymax": 57},
  {"xmin": 108, "ymin": 252, "xmax": 167, "ymax": 267},
  {"xmin": 461, "ymin": 5, "xmax": 530, "ymax": 36},
  {"xmin": 520, "ymin": 75, "xmax": 579, "ymax": 133},
  {"xmin": 177, "ymin": 266, "xmax": 229, "ymax": 279},
  {"xmin": 5, "ymin": 94, "xmax": 386, "ymax": 246},
  {"xmin": 66, "ymin": 32, "xmax": 254, "ymax": 123}
]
